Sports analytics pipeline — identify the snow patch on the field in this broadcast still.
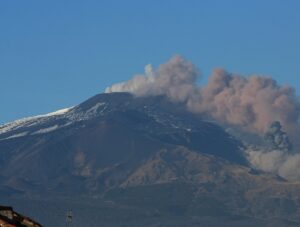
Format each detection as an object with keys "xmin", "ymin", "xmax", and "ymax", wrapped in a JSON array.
[
  {"xmin": 43, "ymin": 107, "xmax": 71, "ymax": 117},
  {"xmin": 32, "ymin": 125, "xmax": 60, "ymax": 135},
  {"xmin": 0, "ymin": 107, "xmax": 73, "ymax": 135},
  {"xmin": 86, "ymin": 102, "xmax": 105, "ymax": 115},
  {"xmin": 1, "ymin": 132, "xmax": 29, "ymax": 140}
]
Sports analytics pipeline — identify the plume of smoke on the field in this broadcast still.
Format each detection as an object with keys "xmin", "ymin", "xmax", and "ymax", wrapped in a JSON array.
[
  {"xmin": 105, "ymin": 55, "xmax": 199, "ymax": 102},
  {"xmin": 105, "ymin": 55, "xmax": 300, "ymax": 180},
  {"xmin": 247, "ymin": 149, "xmax": 300, "ymax": 181},
  {"xmin": 246, "ymin": 122, "xmax": 300, "ymax": 180},
  {"xmin": 264, "ymin": 121, "xmax": 292, "ymax": 152},
  {"xmin": 191, "ymin": 69, "xmax": 300, "ymax": 136},
  {"xmin": 106, "ymin": 55, "xmax": 300, "ymax": 137}
]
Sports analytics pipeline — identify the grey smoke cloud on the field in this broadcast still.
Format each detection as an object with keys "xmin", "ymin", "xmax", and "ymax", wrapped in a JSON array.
[
  {"xmin": 106, "ymin": 55, "xmax": 198, "ymax": 102},
  {"xmin": 106, "ymin": 55, "xmax": 300, "ymax": 137},
  {"xmin": 246, "ymin": 121, "xmax": 300, "ymax": 180},
  {"xmin": 264, "ymin": 121, "xmax": 292, "ymax": 152},
  {"xmin": 197, "ymin": 70, "xmax": 300, "ymax": 136},
  {"xmin": 247, "ymin": 149, "xmax": 300, "ymax": 180}
]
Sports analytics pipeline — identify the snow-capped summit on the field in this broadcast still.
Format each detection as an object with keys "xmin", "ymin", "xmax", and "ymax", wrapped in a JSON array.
[{"xmin": 0, "ymin": 107, "xmax": 72, "ymax": 138}]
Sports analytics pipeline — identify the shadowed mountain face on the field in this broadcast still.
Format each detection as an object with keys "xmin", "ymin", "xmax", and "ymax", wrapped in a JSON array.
[
  {"xmin": 0, "ymin": 93, "xmax": 246, "ymax": 194},
  {"xmin": 1, "ymin": 93, "xmax": 300, "ymax": 226}
]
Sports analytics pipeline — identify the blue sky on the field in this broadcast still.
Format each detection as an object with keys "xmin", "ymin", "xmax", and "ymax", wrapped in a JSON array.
[{"xmin": 1, "ymin": 0, "xmax": 300, "ymax": 124}]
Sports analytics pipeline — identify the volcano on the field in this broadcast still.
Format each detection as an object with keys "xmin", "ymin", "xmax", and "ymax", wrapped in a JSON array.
[{"xmin": 1, "ymin": 92, "xmax": 300, "ymax": 227}]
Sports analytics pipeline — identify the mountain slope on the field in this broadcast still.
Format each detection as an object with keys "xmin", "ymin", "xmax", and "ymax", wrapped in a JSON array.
[
  {"xmin": 1, "ymin": 92, "xmax": 300, "ymax": 226},
  {"xmin": 0, "ymin": 93, "xmax": 246, "ymax": 195}
]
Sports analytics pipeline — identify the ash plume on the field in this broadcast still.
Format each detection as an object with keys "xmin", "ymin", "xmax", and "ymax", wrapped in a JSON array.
[
  {"xmin": 246, "ymin": 121, "xmax": 300, "ymax": 180},
  {"xmin": 106, "ymin": 55, "xmax": 199, "ymax": 102},
  {"xmin": 264, "ymin": 121, "xmax": 292, "ymax": 152},
  {"xmin": 247, "ymin": 149, "xmax": 300, "ymax": 181},
  {"xmin": 106, "ymin": 55, "xmax": 300, "ymax": 136},
  {"xmin": 193, "ymin": 69, "xmax": 300, "ymax": 136},
  {"xmin": 105, "ymin": 55, "xmax": 300, "ymax": 180}
]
